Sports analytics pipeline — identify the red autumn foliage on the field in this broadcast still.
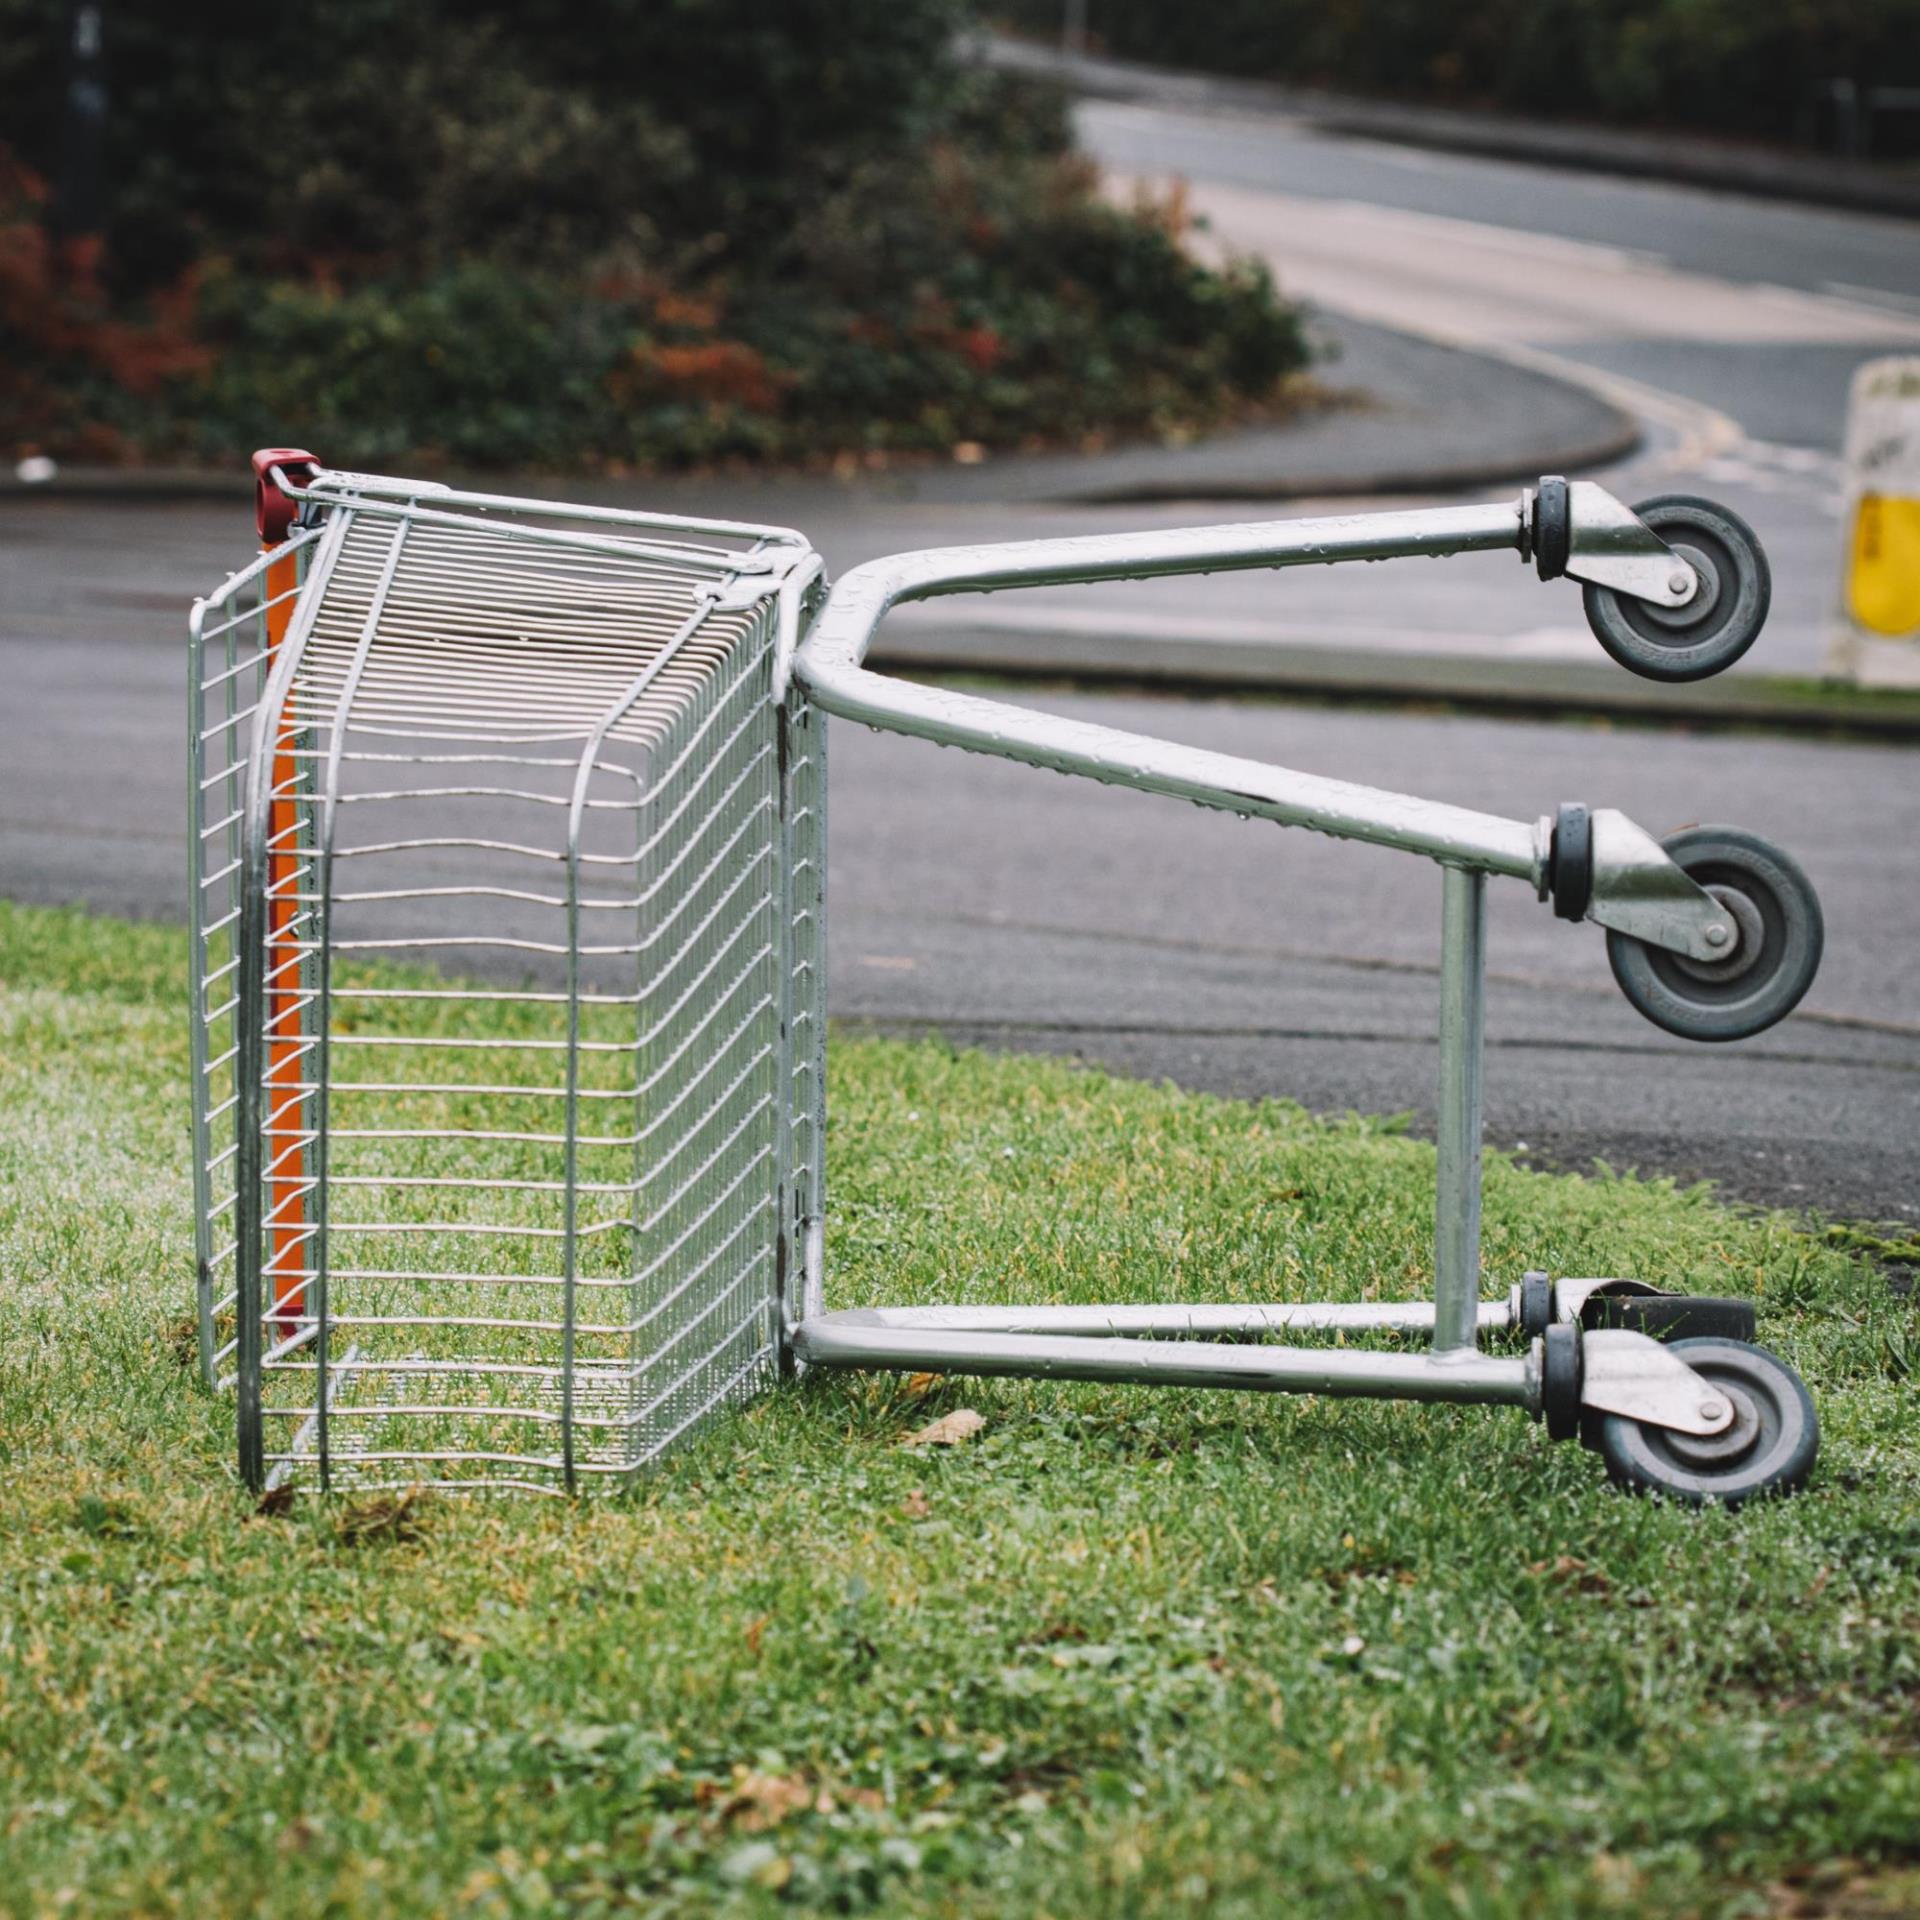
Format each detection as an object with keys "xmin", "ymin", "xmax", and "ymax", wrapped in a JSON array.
[
  {"xmin": 652, "ymin": 290, "xmax": 722, "ymax": 332},
  {"xmin": 1, "ymin": 145, "xmax": 213, "ymax": 452},
  {"xmin": 616, "ymin": 338, "xmax": 790, "ymax": 414},
  {"xmin": 955, "ymin": 324, "xmax": 1003, "ymax": 372}
]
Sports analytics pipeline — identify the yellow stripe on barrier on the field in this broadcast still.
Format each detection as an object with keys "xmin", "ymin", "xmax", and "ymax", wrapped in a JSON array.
[{"xmin": 1847, "ymin": 492, "xmax": 1920, "ymax": 637}]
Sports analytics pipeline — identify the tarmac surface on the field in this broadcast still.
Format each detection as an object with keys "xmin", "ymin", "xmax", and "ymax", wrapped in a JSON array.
[
  {"xmin": 5, "ymin": 88, "xmax": 1919, "ymax": 1230},
  {"xmin": 984, "ymin": 32, "xmax": 1920, "ymax": 219},
  {"xmin": 827, "ymin": 688, "xmax": 1920, "ymax": 1227},
  {"xmin": 3, "ymin": 495, "xmax": 1916, "ymax": 1226}
]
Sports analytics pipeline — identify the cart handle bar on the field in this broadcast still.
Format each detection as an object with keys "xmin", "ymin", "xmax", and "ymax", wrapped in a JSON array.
[
  {"xmin": 791, "ymin": 487, "xmax": 1735, "ymax": 962},
  {"xmin": 253, "ymin": 453, "xmax": 815, "ymax": 556},
  {"xmin": 797, "ymin": 493, "xmax": 1562, "ymax": 880}
]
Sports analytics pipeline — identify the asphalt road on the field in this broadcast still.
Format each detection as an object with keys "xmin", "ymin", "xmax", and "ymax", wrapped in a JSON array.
[
  {"xmin": 1074, "ymin": 97, "xmax": 1920, "ymax": 682},
  {"xmin": 5, "ymin": 101, "xmax": 1919, "ymax": 1229},
  {"xmin": 828, "ymin": 687, "xmax": 1920, "ymax": 1228},
  {"xmin": 1080, "ymin": 97, "xmax": 1920, "ymax": 444},
  {"xmin": 5, "ymin": 494, "xmax": 1918, "ymax": 1227}
]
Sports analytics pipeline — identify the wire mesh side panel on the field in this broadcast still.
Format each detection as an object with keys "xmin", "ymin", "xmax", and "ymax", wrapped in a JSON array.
[
  {"xmin": 222, "ymin": 501, "xmax": 796, "ymax": 1494},
  {"xmin": 621, "ymin": 600, "xmax": 787, "ymax": 1466},
  {"xmin": 189, "ymin": 535, "xmax": 320, "ymax": 1390}
]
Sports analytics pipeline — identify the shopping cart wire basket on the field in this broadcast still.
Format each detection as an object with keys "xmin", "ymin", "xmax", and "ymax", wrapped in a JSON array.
[{"xmin": 188, "ymin": 453, "xmax": 1823, "ymax": 1506}]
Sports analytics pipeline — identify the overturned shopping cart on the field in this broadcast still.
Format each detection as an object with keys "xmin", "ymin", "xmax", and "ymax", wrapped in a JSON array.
[{"xmin": 188, "ymin": 453, "xmax": 1823, "ymax": 1506}]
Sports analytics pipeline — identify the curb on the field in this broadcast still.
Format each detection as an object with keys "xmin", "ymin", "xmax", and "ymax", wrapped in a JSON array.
[
  {"xmin": 0, "ymin": 320, "xmax": 1639, "ymax": 513},
  {"xmin": 0, "ymin": 432, "xmax": 1643, "ymax": 511},
  {"xmin": 1022, "ymin": 431, "xmax": 1642, "ymax": 506},
  {"xmin": 871, "ymin": 618, "xmax": 1920, "ymax": 740},
  {"xmin": 0, "ymin": 467, "xmax": 251, "ymax": 503},
  {"xmin": 982, "ymin": 34, "xmax": 1920, "ymax": 223}
]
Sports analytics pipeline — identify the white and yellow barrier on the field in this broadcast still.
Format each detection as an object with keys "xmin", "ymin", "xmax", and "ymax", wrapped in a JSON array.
[{"xmin": 1831, "ymin": 356, "xmax": 1920, "ymax": 685}]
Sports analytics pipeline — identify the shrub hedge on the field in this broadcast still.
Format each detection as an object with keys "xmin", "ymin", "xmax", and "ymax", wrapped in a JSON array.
[{"xmin": 0, "ymin": 0, "xmax": 1307, "ymax": 471}]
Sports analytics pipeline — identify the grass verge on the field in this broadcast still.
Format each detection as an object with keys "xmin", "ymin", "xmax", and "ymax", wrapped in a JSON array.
[{"xmin": 1, "ymin": 901, "xmax": 1916, "ymax": 1918}]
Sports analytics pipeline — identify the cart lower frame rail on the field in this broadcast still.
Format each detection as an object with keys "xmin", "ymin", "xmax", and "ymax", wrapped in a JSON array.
[
  {"xmin": 190, "ymin": 459, "xmax": 1824, "ymax": 1509},
  {"xmin": 784, "ymin": 865, "xmax": 1740, "ymax": 1455}
]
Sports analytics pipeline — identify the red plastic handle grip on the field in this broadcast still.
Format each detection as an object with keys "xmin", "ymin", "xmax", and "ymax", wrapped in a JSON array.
[{"xmin": 252, "ymin": 447, "xmax": 320, "ymax": 545}]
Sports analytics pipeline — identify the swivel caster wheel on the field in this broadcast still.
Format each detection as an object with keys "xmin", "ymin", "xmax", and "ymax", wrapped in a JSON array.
[
  {"xmin": 1608, "ymin": 826, "xmax": 1822, "ymax": 1042},
  {"xmin": 1583, "ymin": 495, "xmax": 1770, "ymax": 682},
  {"xmin": 1597, "ymin": 1338, "xmax": 1818, "ymax": 1507}
]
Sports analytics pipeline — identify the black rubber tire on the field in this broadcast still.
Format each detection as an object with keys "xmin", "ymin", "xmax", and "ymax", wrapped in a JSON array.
[
  {"xmin": 1607, "ymin": 826, "xmax": 1823, "ymax": 1042},
  {"xmin": 1598, "ymin": 1338, "xmax": 1818, "ymax": 1508},
  {"xmin": 1582, "ymin": 495, "xmax": 1770, "ymax": 682}
]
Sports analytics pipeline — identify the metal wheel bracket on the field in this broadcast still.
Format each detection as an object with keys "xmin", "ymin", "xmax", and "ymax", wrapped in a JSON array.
[
  {"xmin": 1580, "ymin": 1328, "xmax": 1734, "ymax": 1436},
  {"xmin": 1561, "ymin": 480, "xmax": 1700, "ymax": 607},
  {"xmin": 1586, "ymin": 809, "xmax": 1736, "ymax": 961}
]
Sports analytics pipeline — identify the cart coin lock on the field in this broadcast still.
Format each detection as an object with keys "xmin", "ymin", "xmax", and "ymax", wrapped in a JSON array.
[{"xmin": 188, "ymin": 457, "xmax": 1823, "ymax": 1506}]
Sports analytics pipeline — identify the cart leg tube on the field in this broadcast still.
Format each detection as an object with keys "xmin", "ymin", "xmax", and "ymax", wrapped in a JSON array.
[{"xmin": 1434, "ymin": 865, "xmax": 1487, "ymax": 1354}]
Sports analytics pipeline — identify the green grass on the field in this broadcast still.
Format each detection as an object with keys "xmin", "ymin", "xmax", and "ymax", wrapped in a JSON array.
[{"xmin": 1, "ymin": 899, "xmax": 1916, "ymax": 1919}]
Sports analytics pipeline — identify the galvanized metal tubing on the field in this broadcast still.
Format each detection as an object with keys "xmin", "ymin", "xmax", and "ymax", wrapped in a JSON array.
[
  {"xmin": 791, "ymin": 1315, "xmax": 1538, "ymax": 1411},
  {"xmin": 1433, "ymin": 866, "xmax": 1487, "ymax": 1354},
  {"xmin": 781, "ymin": 498, "xmax": 1561, "ymax": 1409},
  {"xmin": 805, "ymin": 1300, "xmax": 1515, "ymax": 1336},
  {"xmin": 795, "ymin": 501, "xmax": 1542, "ymax": 879},
  {"xmin": 789, "ymin": 858, "xmax": 1519, "ymax": 1408}
]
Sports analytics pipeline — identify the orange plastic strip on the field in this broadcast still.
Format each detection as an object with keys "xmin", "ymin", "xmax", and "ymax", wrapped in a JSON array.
[{"xmin": 262, "ymin": 545, "xmax": 307, "ymax": 1329}]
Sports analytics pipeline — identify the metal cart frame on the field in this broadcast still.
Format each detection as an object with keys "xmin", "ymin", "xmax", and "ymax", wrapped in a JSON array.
[
  {"xmin": 192, "ymin": 456, "xmax": 1822, "ymax": 1502},
  {"xmin": 783, "ymin": 494, "xmax": 1755, "ymax": 1449}
]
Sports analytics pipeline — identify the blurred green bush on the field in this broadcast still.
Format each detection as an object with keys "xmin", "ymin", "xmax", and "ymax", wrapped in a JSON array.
[
  {"xmin": 995, "ymin": 0, "xmax": 1920, "ymax": 147},
  {"xmin": 0, "ymin": 0, "xmax": 1306, "ymax": 470}
]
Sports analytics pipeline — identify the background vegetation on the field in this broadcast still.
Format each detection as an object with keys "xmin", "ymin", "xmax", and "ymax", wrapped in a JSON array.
[
  {"xmin": 3, "ymin": 900, "xmax": 1918, "ymax": 1916},
  {"xmin": 0, "ymin": 0, "xmax": 1306, "ymax": 472},
  {"xmin": 998, "ymin": 0, "xmax": 1920, "ymax": 149}
]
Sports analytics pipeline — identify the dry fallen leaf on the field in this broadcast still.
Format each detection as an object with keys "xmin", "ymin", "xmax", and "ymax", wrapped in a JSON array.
[
  {"xmin": 904, "ymin": 1371, "xmax": 940, "ymax": 1399},
  {"xmin": 900, "ymin": 1488, "xmax": 931, "ymax": 1519},
  {"xmin": 900, "ymin": 1408, "xmax": 985, "ymax": 1448},
  {"xmin": 334, "ymin": 1487, "xmax": 432, "ymax": 1546},
  {"xmin": 1544, "ymin": 1554, "xmax": 1611, "ymax": 1596},
  {"xmin": 720, "ymin": 1768, "xmax": 814, "ymax": 1832}
]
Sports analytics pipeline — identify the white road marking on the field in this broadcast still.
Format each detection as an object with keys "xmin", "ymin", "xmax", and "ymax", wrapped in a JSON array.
[
  {"xmin": 1141, "ymin": 177, "xmax": 1920, "ymax": 348},
  {"xmin": 1111, "ymin": 166, "xmax": 1906, "ymax": 512}
]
